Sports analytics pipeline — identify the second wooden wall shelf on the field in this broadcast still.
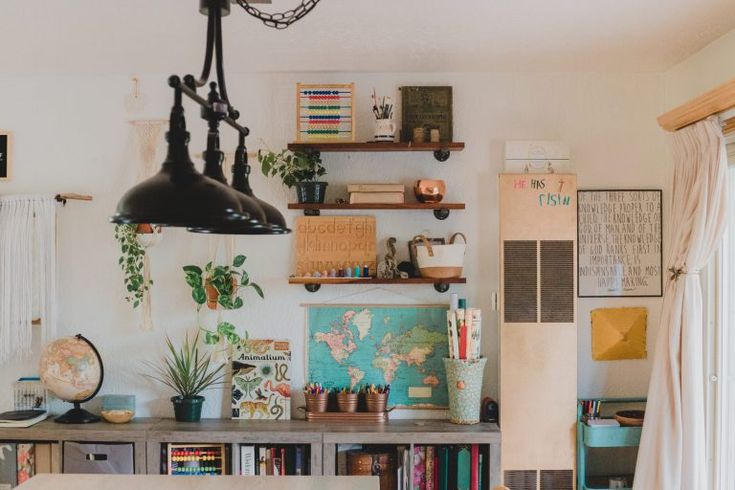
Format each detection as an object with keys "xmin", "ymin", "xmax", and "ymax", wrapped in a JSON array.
[
  {"xmin": 289, "ymin": 277, "xmax": 467, "ymax": 293},
  {"xmin": 288, "ymin": 202, "xmax": 465, "ymax": 220}
]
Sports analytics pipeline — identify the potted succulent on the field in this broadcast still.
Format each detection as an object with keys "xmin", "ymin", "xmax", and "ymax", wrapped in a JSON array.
[
  {"xmin": 258, "ymin": 148, "xmax": 327, "ymax": 203},
  {"xmin": 144, "ymin": 332, "xmax": 225, "ymax": 422}
]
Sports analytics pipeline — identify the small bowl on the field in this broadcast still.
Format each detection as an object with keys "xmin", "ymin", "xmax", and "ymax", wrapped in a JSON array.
[
  {"xmin": 414, "ymin": 180, "xmax": 446, "ymax": 204},
  {"xmin": 101, "ymin": 394, "xmax": 136, "ymax": 424},
  {"xmin": 615, "ymin": 410, "xmax": 645, "ymax": 426}
]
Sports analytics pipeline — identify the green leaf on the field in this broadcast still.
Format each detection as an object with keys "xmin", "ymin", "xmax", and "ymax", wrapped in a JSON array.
[
  {"xmin": 204, "ymin": 331, "xmax": 220, "ymax": 345},
  {"xmin": 192, "ymin": 287, "xmax": 206, "ymax": 305},
  {"xmin": 233, "ymin": 255, "xmax": 246, "ymax": 267},
  {"xmin": 250, "ymin": 283, "xmax": 264, "ymax": 299},
  {"xmin": 183, "ymin": 265, "xmax": 202, "ymax": 275},
  {"xmin": 217, "ymin": 322, "xmax": 236, "ymax": 336},
  {"xmin": 233, "ymin": 297, "xmax": 244, "ymax": 309}
]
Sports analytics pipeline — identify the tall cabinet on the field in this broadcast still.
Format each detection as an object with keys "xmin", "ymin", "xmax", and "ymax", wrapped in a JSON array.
[{"xmin": 499, "ymin": 174, "xmax": 578, "ymax": 490}]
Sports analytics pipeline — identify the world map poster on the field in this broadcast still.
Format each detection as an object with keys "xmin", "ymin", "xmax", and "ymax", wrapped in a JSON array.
[{"xmin": 306, "ymin": 305, "xmax": 449, "ymax": 408}]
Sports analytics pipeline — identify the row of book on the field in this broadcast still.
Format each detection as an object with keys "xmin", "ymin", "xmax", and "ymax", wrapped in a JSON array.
[
  {"xmin": 239, "ymin": 444, "xmax": 310, "ymax": 476},
  {"xmin": 447, "ymin": 307, "xmax": 482, "ymax": 360},
  {"xmin": 0, "ymin": 443, "xmax": 56, "ymax": 489},
  {"xmin": 413, "ymin": 445, "xmax": 485, "ymax": 490}
]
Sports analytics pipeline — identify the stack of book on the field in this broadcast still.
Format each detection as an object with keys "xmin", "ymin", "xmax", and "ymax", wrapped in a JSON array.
[
  {"xmin": 239, "ymin": 444, "xmax": 309, "ymax": 476},
  {"xmin": 348, "ymin": 183, "xmax": 405, "ymax": 204}
]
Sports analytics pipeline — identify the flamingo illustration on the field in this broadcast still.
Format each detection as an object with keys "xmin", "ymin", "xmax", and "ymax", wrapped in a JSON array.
[{"xmin": 263, "ymin": 380, "xmax": 291, "ymax": 398}]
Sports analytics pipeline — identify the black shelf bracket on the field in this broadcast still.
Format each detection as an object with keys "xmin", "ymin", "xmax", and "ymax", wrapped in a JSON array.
[
  {"xmin": 433, "ymin": 208, "xmax": 450, "ymax": 220},
  {"xmin": 304, "ymin": 283, "xmax": 321, "ymax": 293},
  {"xmin": 303, "ymin": 209, "xmax": 320, "ymax": 216},
  {"xmin": 433, "ymin": 149, "xmax": 451, "ymax": 162},
  {"xmin": 433, "ymin": 283, "xmax": 451, "ymax": 293}
]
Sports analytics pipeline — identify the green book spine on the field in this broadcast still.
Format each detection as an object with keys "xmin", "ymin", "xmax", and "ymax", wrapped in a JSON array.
[
  {"xmin": 456, "ymin": 447, "xmax": 471, "ymax": 490},
  {"xmin": 438, "ymin": 447, "xmax": 449, "ymax": 490}
]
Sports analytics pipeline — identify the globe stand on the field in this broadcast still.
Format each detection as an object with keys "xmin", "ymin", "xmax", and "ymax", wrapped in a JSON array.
[{"xmin": 54, "ymin": 402, "xmax": 100, "ymax": 424}]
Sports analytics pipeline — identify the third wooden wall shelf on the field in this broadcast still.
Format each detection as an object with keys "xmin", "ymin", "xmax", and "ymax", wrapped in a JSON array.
[
  {"xmin": 288, "ymin": 202, "xmax": 465, "ymax": 220},
  {"xmin": 286, "ymin": 141, "xmax": 465, "ymax": 162}
]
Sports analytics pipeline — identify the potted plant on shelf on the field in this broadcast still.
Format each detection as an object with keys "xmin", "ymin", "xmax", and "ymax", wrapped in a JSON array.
[
  {"xmin": 258, "ymin": 148, "xmax": 327, "ymax": 203},
  {"xmin": 144, "ymin": 332, "xmax": 225, "ymax": 422}
]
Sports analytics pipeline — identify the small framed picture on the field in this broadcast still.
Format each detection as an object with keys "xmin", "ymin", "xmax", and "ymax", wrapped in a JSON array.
[
  {"xmin": 578, "ymin": 189, "xmax": 663, "ymax": 297},
  {"xmin": 0, "ymin": 131, "xmax": 12, "ymax": 180},
  {"xmin": 296, "ymin": 83, "xmax": 355, "ymax": 142}
]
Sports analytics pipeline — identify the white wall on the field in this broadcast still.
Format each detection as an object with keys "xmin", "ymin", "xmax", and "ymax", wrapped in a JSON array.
[
  {"xmin": 665, "ymin": 29, "xmax": 735, "ymax": 107},
  {"xmin": 0, "ymin": 71, "xmax": 669, "ymax": 417}
]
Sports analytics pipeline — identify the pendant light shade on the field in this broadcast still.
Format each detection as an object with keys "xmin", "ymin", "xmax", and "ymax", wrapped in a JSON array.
[{"xmin": 111, "ymin": 104, "xmax": 247, "ymax": 227}]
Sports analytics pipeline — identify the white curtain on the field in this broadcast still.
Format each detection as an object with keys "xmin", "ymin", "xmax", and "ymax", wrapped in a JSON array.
[
  {"xmin": 0, "ymin": 195, "xmax": 57, "ymax": 364},
  {"xmin": 634, "ymin": 117, "xmax": 728, "ymax": 490}
]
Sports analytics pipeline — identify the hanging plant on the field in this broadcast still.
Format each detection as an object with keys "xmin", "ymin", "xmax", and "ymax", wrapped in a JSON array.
[
  {"xmin": 114, "ymin": 224, "xmax": 151, "ymax": 309},
  {"xmin": 182, "ymin": 255, "xmax": 264, "ymax": 346}
]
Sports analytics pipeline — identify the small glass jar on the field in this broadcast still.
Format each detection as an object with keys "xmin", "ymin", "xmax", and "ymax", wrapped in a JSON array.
[{"xmin": 100, "ymin": 394, "xmax": 136, "ymax": 424}]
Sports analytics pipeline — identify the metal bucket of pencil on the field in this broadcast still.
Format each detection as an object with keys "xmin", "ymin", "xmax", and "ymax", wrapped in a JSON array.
[
  {"xmin": 443, "ymin": 357, "xmax": 487, "ymax": 424},
  {"xmin": 304, "ymin": 384, "xmax": 329, "ymax": 413},
  {"xmin": 336, "ymin": 390, "xmax": 359, "ymax": 412},
  {"xmin": 362, "ymin": 385, "xmax": 390, "ymax": 412}
]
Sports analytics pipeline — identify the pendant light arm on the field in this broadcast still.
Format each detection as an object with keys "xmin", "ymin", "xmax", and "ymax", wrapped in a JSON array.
[
  {"xmin": 169, "ymin": 76, "xmax": 250, "ymax": 137},
  {"xmin": 191, "ymin": 9, "xmax": 216, "ymax": 88}
]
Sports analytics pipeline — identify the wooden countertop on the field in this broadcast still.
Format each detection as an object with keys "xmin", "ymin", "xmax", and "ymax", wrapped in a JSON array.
[{"xmin": 18, "ymin": 474, "xmax": 379, "ymax": 490}]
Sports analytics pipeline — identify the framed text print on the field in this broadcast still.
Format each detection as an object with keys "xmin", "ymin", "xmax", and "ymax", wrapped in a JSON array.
[
  {"xmin": 0, "ymin": 131, "xmax": 12, "ymax": 180},
  {"xmin": 296, "ymin": 83, "xmax": 355, "ymax": 142},
  {"xmin": 578, "ymin": 189, "xmax": 662, "ymax": 297}
]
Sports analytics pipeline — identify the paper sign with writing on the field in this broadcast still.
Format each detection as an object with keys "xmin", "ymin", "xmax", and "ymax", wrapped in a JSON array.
[
  {"xmin": 294, "ymin": 216, "xmax": 376, "ymax": 276},
  {"xmin": 578, "ymin": 190, "xmax": 662, "ymax": 297}
]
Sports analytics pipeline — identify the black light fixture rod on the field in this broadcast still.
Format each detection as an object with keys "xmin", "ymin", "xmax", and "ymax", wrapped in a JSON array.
[{"xmin": 169, "ymin": 76, "xmax": 250, "ymax": 137}]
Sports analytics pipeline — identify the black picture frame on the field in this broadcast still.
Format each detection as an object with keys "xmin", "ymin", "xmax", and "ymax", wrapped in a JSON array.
[{"xmin": 577, "ymin": 189, "xmax": 663, "ymax": 298}]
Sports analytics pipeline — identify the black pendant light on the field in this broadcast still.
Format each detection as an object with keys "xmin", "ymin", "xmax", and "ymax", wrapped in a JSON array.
[
  {"xmin": 111, "ymin": 90, "xmax": 247, "ymax": 227},
  {"xmin": 111, "ymin": 0, "xmax": 321, "ymax": 232}
]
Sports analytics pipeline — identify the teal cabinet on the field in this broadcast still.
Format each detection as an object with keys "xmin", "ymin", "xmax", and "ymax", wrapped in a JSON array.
[{"xmin": 577, "ymin": 398, "xmax": 646, "ymax": 490}]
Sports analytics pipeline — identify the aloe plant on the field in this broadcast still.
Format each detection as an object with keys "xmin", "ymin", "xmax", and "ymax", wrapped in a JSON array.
[{"xmin": 143, "ymin": 332, "xmax": 225, "ymax": 398}]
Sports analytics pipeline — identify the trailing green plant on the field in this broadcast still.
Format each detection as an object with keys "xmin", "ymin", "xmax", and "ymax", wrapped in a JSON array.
[
  {"xmin": 143, "ymin": 332, "xmax": 225, "ymax": 399},
  {"xmin": 258, "ymin": 148, "xmax": 325, "ymax": 188},
  {"xmin": 182, "ymin": 254, "xmax": 264, "ymax": 346},
  {"xmin": 114, "ymin": 224, "xmax": 150, "ymax": 309}
]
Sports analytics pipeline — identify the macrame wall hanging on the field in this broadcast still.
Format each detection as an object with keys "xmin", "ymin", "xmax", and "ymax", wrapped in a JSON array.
[
  {"xmin": 126, "ymin": 77, "xmax": 166, "ymax": 330},
  {"xmin": 0, "ymin": 195, "xmax": 58, "ymax": 364}
]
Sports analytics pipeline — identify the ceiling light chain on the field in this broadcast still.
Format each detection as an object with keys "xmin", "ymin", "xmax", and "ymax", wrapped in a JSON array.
[{"xmin": 235, "ymin": 0, "xmax": 322, "ymax": 29}]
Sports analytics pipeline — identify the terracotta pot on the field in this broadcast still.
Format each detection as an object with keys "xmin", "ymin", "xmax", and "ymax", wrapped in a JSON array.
[
  {"xmin": 365, "ymin": 393, "xmax": 388, "ymax": 413},
  {"xmin": 205, "ymin": 277, "xmax": 238, "ymax": 310},
  {"xmin": 136, "ymin": 223, "xmax": 157, "ymax": 234},
  {"xmin": 304, "ymin": 393, "xmax": 329, "ymax": 413},
  {"xmin": 414, "ymin": 179, "xmax": 446, "ymax": 203},
  {"xmin": 336, "ymin": 393, "xmax": 358, "ymax": 412}
]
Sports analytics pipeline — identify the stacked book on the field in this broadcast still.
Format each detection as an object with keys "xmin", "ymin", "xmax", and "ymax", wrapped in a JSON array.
[
  {"xmin": 239, "ymin": 444, "xmax": 309, "ymax": 476},
  {"xmin": 348, "ymin": 183, "xmax": 405, "ymax": 204}
]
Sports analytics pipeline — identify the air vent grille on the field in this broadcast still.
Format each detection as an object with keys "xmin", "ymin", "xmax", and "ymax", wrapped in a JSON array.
[
  {"xmin": 503, "ymin": 240, "xmax": 538, "ymax": 323},
  {"xmin": 505, "ymin": 469, "xmax": 537, "ymax": 490},
  {"xmin": 540, "ymin": 240, "xmax": 574, "ymax": 323},
  {"xmin": 540, "ymin": 469, "xmax": 574, "ymax": 490}
]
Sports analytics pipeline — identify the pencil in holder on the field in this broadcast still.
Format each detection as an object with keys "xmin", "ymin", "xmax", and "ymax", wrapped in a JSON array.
[
  {"xmin": 443, "ymin": 357, "xmax": 487, "ymax": 424},
  {"xmin": 304, "ymin": 392, "xmax": 329, "ymax": 413}
]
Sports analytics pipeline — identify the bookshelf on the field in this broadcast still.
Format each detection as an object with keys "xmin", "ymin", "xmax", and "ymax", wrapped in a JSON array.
[
  {"xmin": 286, "ymin": 142, "xmax": 465, "ymax": 162},
  {"xmin": 0, "ymin": 418, "xmax": 501, "ymax": 488}
]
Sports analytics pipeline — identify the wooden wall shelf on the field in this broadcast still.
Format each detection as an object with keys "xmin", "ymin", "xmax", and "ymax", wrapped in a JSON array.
[
  {"xmin": 289, "ymin": 277, "xmax": 466, "ymax": 293},
  {"xmin": 287, "ymin": 141, "xmax": 465, "ymax": 162},
  {"xmin": 288, "ymin": 202, "xmax": 465, "ymax": 220}
]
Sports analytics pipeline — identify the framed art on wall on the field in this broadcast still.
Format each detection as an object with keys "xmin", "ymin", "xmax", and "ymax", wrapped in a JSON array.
[
  {"xmin": 296, "ymin": 83, "xmax": 355, "ymax": 142},
  {"xmin": 578, "ymin": 189, "xmax": 663, "ymax": 297},
  {"xmin": 0, "ymin": 131, "xmax": 12, "ymax": 180}
]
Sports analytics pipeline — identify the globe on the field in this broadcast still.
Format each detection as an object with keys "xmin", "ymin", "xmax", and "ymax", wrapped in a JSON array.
[{"xmin": 39, "ymin": 334, "xmax": 104, "ymax": 424}]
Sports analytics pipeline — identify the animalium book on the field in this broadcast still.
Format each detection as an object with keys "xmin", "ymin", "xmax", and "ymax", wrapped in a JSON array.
[{"xmin": 232, "ymin": 339, "xmax": 292, "ymax": 420}]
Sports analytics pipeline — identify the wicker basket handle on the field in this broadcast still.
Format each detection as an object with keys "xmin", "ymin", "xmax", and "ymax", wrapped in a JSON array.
[
  {"xmin": 449, "ymin": 232, "xmax": 467, "ymax": 245},
  {"xmin": 412, "ymin": 235, "xmax": 435, "ymax": 257}
]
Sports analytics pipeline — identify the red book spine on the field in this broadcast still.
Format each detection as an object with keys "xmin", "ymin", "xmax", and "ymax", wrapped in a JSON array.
[
  {"xmin": 459, "ymin": 325, "xmax": 468, "ymax": 359},
  {"xmin": 280, "ymin": 447, "xmax": 286, "ymax": 476},
  {"xmin": 470, "ymin": 444, "xmax": 479, "ymax": 490}
]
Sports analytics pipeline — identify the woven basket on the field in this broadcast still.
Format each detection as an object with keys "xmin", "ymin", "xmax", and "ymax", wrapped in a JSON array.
[
  {"xmin": 413, "ymin": 233, "xmax": 466, "ymax": 279},
  {"xmin": 443, "ymin": 357, "xmax": 487, "ymax": 424}
]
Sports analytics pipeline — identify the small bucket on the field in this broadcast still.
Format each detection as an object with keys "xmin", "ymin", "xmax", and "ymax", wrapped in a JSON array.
[
  {"xmin": 443, "ymin": 357, "xmax": 487, "ymax": 424},
  {"xmin": 304, "ymin": 392, "xmax": 329, "ymax": 413},
  {"xmin": 365, "ymin": 393, "xmax": 388, "ymax": 413},
  {"xmin": 336, "ymin": 393, "xmax": 359, "ymax": 412}
]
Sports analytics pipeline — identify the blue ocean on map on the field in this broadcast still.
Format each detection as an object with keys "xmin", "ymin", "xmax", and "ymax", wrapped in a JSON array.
[{"xmin": 307, "ymin": 305, "xmax": 449, "ymax": 408}]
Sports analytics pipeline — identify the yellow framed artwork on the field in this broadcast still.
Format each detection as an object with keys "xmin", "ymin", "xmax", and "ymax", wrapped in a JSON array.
[{"xmin": 591, "ymin": 307, "xmax": 647, "ymax": 361}]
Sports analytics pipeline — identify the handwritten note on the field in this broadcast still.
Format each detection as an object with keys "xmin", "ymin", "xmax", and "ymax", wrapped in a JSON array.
[{"xmin": 578, "ymin": 190, "xmax": 662, "ymax": 297}]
